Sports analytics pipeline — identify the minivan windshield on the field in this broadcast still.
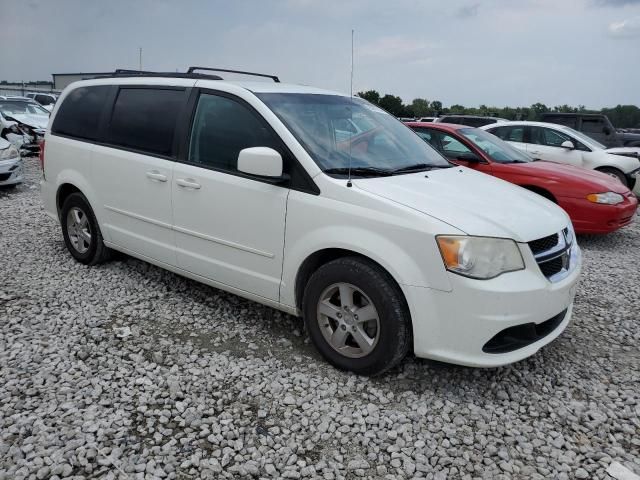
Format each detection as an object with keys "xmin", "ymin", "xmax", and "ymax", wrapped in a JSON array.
[
  {"xmin": 257, "ymin": 93, "xmax": 451, "ymax": 176},
  {"xmin": 459, "ymin": 128, "xmax": 532, "ymax": 163}
]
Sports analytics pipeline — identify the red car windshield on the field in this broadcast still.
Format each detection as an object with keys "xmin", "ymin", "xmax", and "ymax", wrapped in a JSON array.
[{"xmin": 459, "ymin": 128, "xmax": 532, "ymax": 164}]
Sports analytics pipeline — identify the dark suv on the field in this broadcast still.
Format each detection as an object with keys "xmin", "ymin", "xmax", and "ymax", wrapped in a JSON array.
[
  {"xmin": 541, "ymin": 113, "xmax": 640, "ymax": 149},
  {"xmin": 435, "ymin": 115, "xmax": 507, "ymax": 128}
]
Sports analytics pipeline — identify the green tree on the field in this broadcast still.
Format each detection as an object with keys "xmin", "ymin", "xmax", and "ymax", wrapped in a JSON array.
[
  {"xmin": 529, "ymin": 103, "xmax": 549, "ymax": 120},
  {"xmin": 449, "ymin": 104, "xmax": 465, "ymax": 113},
  {"xmin": 379, "ymin": 94, "xmax": 405, "ymax": 117},
  {"xmin": 356, "ymin": 90, "xmax": 380, "ymax": 105},
  {"xmin": 410, "ymin": 98, "xmax": 430, "ymax": 117},
  {"xmin": 431, "ymin": 100, "xmax": 443, "ymax": 115}
]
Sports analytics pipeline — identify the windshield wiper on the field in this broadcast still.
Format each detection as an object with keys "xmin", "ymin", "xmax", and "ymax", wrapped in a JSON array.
[
  {"xmin": 391, "ymin": 163, "xmax": 453, "ymax": 174},
  {"xmin": 323, "ymin": 167, "xmax": 394, "ymax": 177}
]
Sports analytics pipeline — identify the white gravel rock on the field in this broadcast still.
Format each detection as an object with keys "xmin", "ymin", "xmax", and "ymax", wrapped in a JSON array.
[{"xmin": 1, "ymin": 159, "xmax": 639, "ymax": 479}]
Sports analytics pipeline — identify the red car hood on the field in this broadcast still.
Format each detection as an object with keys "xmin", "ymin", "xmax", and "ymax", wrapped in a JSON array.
[{"xmin": 493, "ymin": 161, "xmax": 630, "ymax": 195}]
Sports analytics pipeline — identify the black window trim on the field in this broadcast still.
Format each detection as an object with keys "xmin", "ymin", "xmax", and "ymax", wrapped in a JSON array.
[{"xmin": 176, "ymin": 87, "xmax": 319, "ymax": 195}]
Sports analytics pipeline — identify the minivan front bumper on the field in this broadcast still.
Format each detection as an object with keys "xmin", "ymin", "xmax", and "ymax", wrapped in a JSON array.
[{"xmin": 403, "ymin": 242, "xmax": 581, "ymax": 367}]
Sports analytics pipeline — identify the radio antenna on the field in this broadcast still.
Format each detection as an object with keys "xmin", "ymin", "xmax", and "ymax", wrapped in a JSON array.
[{"xmin": 347, "ymin": 29, "xmax": 354, "ymax": 188}]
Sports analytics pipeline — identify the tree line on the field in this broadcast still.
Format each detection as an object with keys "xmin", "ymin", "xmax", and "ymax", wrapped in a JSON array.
[{"xmin": 356, "ymin": 90, "xmax": 640, "ymax": 129}]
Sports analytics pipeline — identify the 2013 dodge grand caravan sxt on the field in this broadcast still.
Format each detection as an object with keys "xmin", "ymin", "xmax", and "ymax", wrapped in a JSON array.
[{"xmin": 40, "ymin": 68, "xmax": 581, "ymax": 375}]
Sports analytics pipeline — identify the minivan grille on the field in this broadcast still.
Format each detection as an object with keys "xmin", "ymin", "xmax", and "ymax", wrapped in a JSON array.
[
  {"xmin": 528, "ymin": 233, "xmax": 559, "ymax": 255},
  {"xmin": 528, "ymin": 230, "xmax": 572, "ymax": 282}
]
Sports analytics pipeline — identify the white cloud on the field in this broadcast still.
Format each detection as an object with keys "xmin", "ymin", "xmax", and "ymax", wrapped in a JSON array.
[{"xmin": 609, "ymin": 16, "xmax": 640, "ymax": 36}]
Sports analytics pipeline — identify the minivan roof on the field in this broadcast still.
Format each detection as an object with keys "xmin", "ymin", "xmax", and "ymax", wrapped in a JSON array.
[{"xmin": 65, "ymin": 76, "xmax": 345, "ymax": 97}]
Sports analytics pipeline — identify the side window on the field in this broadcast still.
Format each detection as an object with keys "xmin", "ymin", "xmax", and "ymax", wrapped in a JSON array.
[
  {"xmin": 107, "ymin": 88, "xmax": 184, "ymax": 156},
  {"xmin": 545, "ymin": 116, "xmax": 577, "ymax": 128},
  {"xmin": 581, "ymin": 118, "xmax": 605, "ymax": 134},
  {"xmin": 491, "ymin": 126, "xmax": 524, "ymax": 143},
  {"xmin": 51, "ymin": 86, "xmax": 111, "ymax": 140},
  {"xmin": 531, "ymin": 127, "xmax": 569, "ymax": 147},
  {"xmin": 188, "ymin": 93, "xmax": 280, "ymax": 172},
  {"xmin": 439, "ymin": 133, "xmax": 473, "ymax": 158},
  {"xmin": 36, "ymin": 94, "xmax": 52, "ymax": 105}
]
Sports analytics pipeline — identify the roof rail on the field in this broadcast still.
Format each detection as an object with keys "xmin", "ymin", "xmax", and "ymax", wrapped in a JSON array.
[
  {"xmin": 100, "ymin": 69, "xmax": 223, "ymax": 81},
  {"xmin": 187, "ymin": 67, "xmax": 280, "ymax": 83}
]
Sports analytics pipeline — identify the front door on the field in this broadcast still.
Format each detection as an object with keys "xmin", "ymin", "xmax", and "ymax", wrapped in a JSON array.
[
  {"xmin": 525, "ymin": 126, "xmax": 585, "ymax": 168},
  {"xmin": 172, "ymin": 92, "xmax": 288, "ymax": 301}
]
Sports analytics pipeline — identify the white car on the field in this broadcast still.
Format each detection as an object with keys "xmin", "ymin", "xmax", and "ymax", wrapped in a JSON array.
[
  {"xmin": 0, "ymin": 137, "xmax": 22, "ymax": 187},
  {"xmin": 0, "ymin": 99, "xmax": 49, "ymax": 155},
  {"xmin": 40, "ymin": 69, "xmax": 581, "ymax": 375},
  {"xmin": 26, "ymin": 92, "xmax": 58, "ymax": 112},
  {"xmin": 482, "ymin": 121, "xmax": 640, "ymax": 189}
]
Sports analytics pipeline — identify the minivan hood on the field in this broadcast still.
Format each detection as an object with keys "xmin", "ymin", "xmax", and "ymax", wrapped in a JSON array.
[{"xmin": 354, "ymin": 167, "xmax": 569, "ymax": 242}]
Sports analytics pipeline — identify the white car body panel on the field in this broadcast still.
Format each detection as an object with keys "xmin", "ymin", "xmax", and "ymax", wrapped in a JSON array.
[
  {"xmin": 40, "ymin": 77, "xmax": 581, "ymax": 368},
  {"xmin": 481, "ymin": 121, "xmax": 640, "ymax": 174}
]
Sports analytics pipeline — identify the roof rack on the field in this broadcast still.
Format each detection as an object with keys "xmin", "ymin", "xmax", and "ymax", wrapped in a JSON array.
[
  {"xmin": 187, "ymin": 67, "xmax": 280, "ymax": 83},
  {"xmin": 100, "ymin": 69, "xmax": 223, "ymax": 81}
]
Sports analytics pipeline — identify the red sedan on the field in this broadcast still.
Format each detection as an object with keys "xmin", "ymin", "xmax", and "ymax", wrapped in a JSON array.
[{"xmin": 407, "ymin": 122, "xmax": 638, "ymax": 234}]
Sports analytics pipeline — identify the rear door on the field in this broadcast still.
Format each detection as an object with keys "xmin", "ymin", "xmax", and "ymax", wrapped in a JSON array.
[
  {"xmin": 171, "ymin": 90, "xmax": 289, "ymax": 301},
  {"xmin": 92, "ymin": 85, "xmax": 190, "ymax": 266}
]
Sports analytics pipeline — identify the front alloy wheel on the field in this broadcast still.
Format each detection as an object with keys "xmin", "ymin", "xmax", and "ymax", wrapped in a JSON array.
[
  {"xmin": 317, "ymin": 282, "xmax": 380, "ymax": 358},
  {"xmin": 66, "ymin": 207, "xmax": 92, "ymax": 254}
]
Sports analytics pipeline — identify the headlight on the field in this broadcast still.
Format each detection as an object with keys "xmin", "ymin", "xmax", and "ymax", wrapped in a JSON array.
[
  {"xmin": 436, "ymin": 236, "xmax": 525, "ymax": 280},
  {"xmin": 0, "ymin": 145, "xmax": 19, "ymax": 160},
  {"xmin": 586, "ymin": 192, "xmax": 624, "ymax": 205}
]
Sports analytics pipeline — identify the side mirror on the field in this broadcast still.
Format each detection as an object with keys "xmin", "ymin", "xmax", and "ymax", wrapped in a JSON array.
[
  {"xmin": 560, "ymin": 140, "xmax": 575, "ymax": 150},
  {"xmin": 238, "ymin": 147, "xmax": 285, "ymax": 179},
  {"xmin": 457, "ymin": 152, "xmax": 482, "ymax": 163},
  {"xmin": 603, "ymin": 126, "xmax": 612, "ymax": 135}
]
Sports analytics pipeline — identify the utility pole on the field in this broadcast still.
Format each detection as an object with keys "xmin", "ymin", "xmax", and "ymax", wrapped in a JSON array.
[{"xmin": 139, "ymin": 47, "xmax": 143, "ymax": 71}]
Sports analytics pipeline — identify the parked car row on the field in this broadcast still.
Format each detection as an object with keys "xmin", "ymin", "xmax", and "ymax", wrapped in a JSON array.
[
  {"xmin": 407, "ymin": 122, "xmax": 638, "ymax": 234},
  {"xmin": 39, "ymin": 68, "xmax": 584, "ymax": 375}
]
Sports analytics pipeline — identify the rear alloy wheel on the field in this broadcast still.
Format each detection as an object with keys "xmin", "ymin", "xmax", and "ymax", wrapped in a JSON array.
[
  {"xmin": 597, "ymin": 167, "xmax": 628, "ymax": 187},
  {"xmin": 303, "ymin": 257, "xmax": 411, "ymax": 376},
  {"xmin": 61, "ymin": 192, "xmax": 111, "ymax": 265}
]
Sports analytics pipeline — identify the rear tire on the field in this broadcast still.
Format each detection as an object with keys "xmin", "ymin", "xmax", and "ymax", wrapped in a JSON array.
[
  {"xmin": 61, "ymin": 192, "xmax": 111, "ymax": 265},
  {"xmin": 302, "ymin": 257, "xmax": 411, "ymax": 376},
  {"xmin": 597, "ymin": 167, "xmax": 628, "ymax": 187}
]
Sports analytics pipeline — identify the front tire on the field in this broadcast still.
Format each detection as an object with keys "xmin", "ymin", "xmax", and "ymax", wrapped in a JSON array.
[
  {"xmin": 597, "ymin": 167, "xmax": 628, "ymax": 187},
  {"xmin": 302, "ymin": 257, "xmax": 411, "ymax": 376},
  {"xmin": 60, "ymin": 192, "xmax": 111, "ymax": 265}
]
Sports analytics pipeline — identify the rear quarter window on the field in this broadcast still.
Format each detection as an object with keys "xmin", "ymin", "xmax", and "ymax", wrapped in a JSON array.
[
  {"xmin": 106, "ymin": 87, "xmax": 185, "ymax": 156},
  {"xmin": 51, "ymin": 86, "xmax": 111, "ymax": 140}
]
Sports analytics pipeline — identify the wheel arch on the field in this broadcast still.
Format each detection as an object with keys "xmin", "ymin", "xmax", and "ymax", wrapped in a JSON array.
[
  {"xmin": 520, "ymin": 184, "xmax": 557, "ymax": 203},
  {"xmin": 294, "ymin": 248, "xmax": 407, "ymax": 312}
]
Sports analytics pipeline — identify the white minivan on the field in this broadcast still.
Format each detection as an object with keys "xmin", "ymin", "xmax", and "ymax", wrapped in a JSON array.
[{"xmin": 40, "ymin": 68, "xmax": 581, "ymax": 375}]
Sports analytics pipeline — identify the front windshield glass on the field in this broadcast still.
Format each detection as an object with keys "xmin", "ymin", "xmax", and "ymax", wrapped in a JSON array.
[
  {"xmin": 256, "ymin": 93, "xmax": 451, "ymax": 175},
  {"xmin": 561, "ymin": 127, "xmax": 605, "ymax": 150},
  {"xmin": 459, "ymin": 128, "xmax": 532, "ymax": 163},
  {"xmin": 0, "ymin": 101, "xmax": 50, "ymax": 117}
]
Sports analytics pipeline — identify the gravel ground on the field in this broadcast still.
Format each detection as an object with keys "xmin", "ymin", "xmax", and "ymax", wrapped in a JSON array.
[{"xmin": 1, "ymin": 158, "xmax": 639, "ymax": 480}]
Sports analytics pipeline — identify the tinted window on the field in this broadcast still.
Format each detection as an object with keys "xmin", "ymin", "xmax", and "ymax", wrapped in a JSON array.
[
  {"xmin": 107, "ymin": 88, "xmax": 184, "ymax": 156},
  {"xmin": 412, "ymin": 128, "xmax": 472, "ymax": 159},
  {"xmin": 35, "ymin": 94, "xmax": 54, "ymax": 105},
  {"xmin": 543, "ymin": 115, "xmax": 577, "ymax": 128},
  {"xmin": 581, "ymin": 118, "xmax": 605, "ymax": 133},
  {"xmin": 490, "ymin": 126, "xmax": 524, "ymax": 143},
  {"xmin": 52, "ymin": 86, "xmax": 110, "ymax": 140},
  {"xmin": 188, "ymin": 94, "xmax": 280, "ymax": 172},
  {"xmin": 530, "ymin": 126, "xmax": 587, "ymax": 151},
  {"xmin": 439, "ymin": 116, "xmax": 459, "ymax": 124}
]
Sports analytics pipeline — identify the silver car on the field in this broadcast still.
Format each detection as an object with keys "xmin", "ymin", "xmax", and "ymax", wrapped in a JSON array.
[{"xmin": 0, "ymin": 137, "xmax": 23, "ymax": 187}]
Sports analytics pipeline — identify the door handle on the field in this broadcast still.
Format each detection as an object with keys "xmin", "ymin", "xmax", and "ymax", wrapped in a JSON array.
[
  {"xmin": 176, "ymin": 178, "xmax": 201, "ymax": 190},
  {"xmin": 146, "ymin": 170, "xmax": 167, "ymax": 182}
]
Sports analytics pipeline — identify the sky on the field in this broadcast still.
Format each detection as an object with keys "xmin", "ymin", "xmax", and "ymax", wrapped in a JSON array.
[{"xmin": 1, "ymin": 0, "xmax": 639, "ymax": 109}]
